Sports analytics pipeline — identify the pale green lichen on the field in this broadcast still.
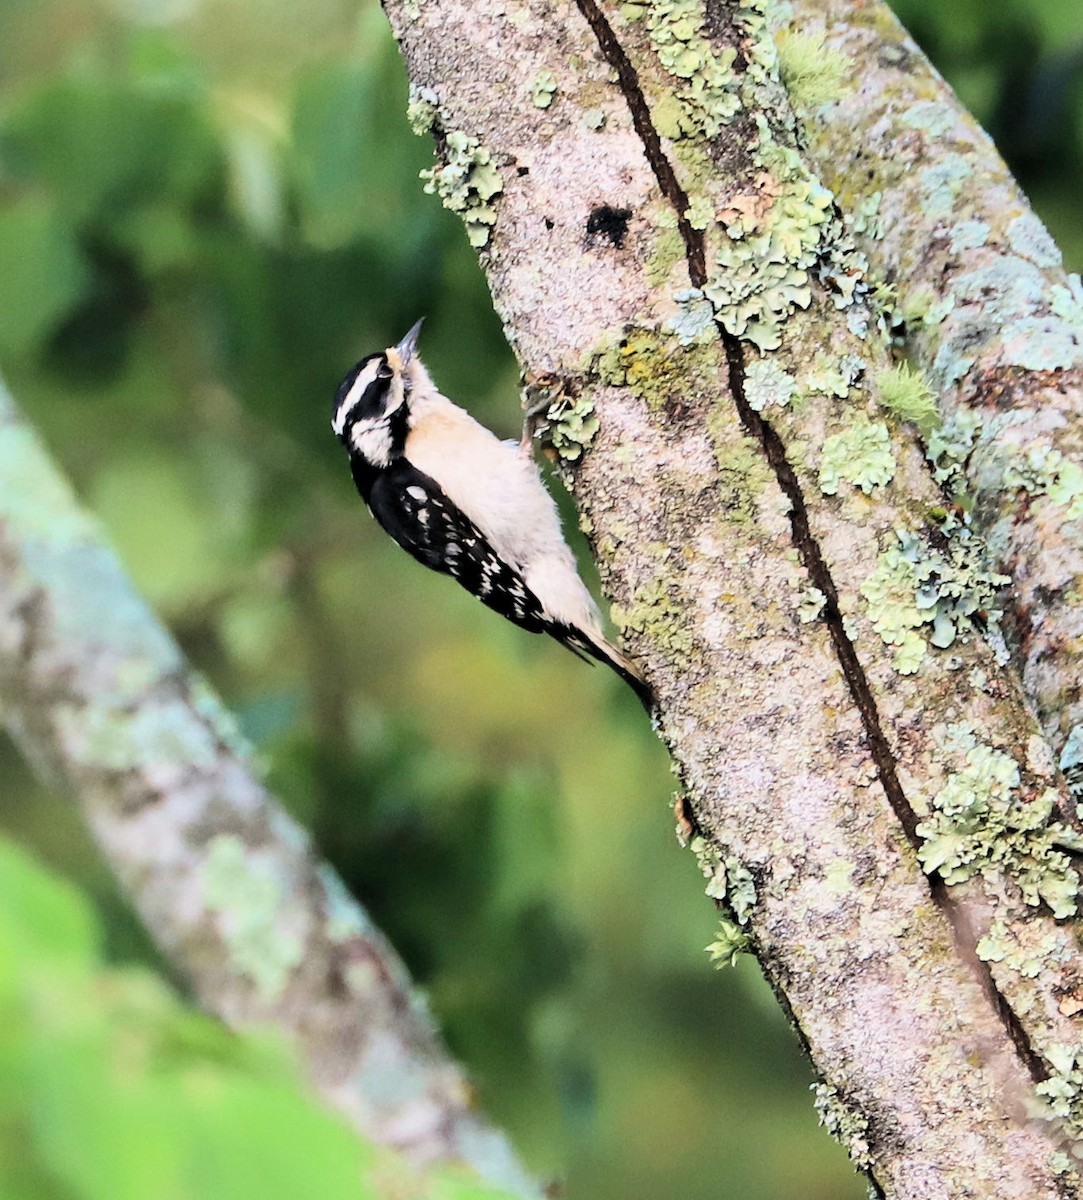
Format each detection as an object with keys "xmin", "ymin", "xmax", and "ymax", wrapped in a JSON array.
[
  {"xmin": 524, "ymin": 373, "xmax": 600, "ymax": 462},
  {"xmin": 419, "ymin": 130, "xmax": 503, "ymax": 248},
  {"xmin": 668, "ymin": 288, "xmax": 717, "ymax": 345},
  {"xmin": 583, "ymin": 107, "xmax": 607, "ymax": 131},
  {"xmin": 639, "ymin": 7, "xmax": 866, "ymax": 353},
  {"xmin": 926, "ymin": 408, "xmax": 982, "ymax": 499},
  {"xmin": 930, "ymin": 254, "xmax": 1083, "ymax": 382},
  {"xmin": 774, "ymin": 28, "xmax": 853, "ymax": 111},
  {"xmin": 646, "ymin": 221, "xmax": 685, "ymax": 286},
  {"xmin": 725, "ymin": 858, "xmax": 756, "ymax": 922},
  {"xmin": 546, "ymin": 392, "xmax": 600, "ymax": 461},
  {"xmin": 875, "ymin": 362, "xmax": 939, "ymax": 432},
  {"xmin": 684, "ymin": 194, "xmax": 714, "ymax": 230},
  {"xmin": 703, "ymin": 119, "xmax": 834, "ymax": 350},
  {"xmin": 1050, "ymin": 1151, "xmax": 1074, "ymax": 1177},
  {"xmin": 918, "ymin": 153, "xmax": 970, "ymax": 221},
  {"xmin": 745, "ymin": 358, "xmax": 797, "ymax": 411},
  {"xmin": 848, "ymin": 304, "xmax": 872, "ymax": 340},
  {"xmin": 592, "ymin": 328, "xmax": 682, "ymax": 412},
  {"xmin": 1003, "ymin": 442, "xmax": 1083, "ymax": 521},
  {"xmin": 707, "ymin": 415, "xmax": 776, "ymax": 526},
  {"xmin": 812, "ymin": 1083, "xmax": 871, "ymax": 1170},
  {"xmin": 734, "ymin": 0, "xmax": 777, "ymax": 92},
  {"xmin": 1037, "ymin": 1046, "xmax": 1083, "ymax": 1137},
  {"xmin": 1006, "ymin": 212, "xmax": 1062, "ymax": 270},
  {"xmin": 819, "ymin": 416, "xmax": 896, "ymax": 496},
  {"xmin": 405, "ymin": 84, "xmax": 440, "ymax": 136},
  {"xmin": 859, "ymin": 527, "xmax": 1009, "ymax": 674},
  {"xmin": 848, "ymin": 190, "xmax": 882, "ymax": 239},
  {"xmin": 797, "ymin": 585, "xmax": 827, "ymax": 624},
  {"xmin": 948, "ymin": 218, "xmax": 990, "ymax": 254},
  {"xmin": 1051, "ymin": 274, "xmax": 1083, "ymax": 325},
  {"xmin": 976, "ymin": 914, "xmax": 1061, "ymax": 979},
  {"xmin": 692, "ymin": 835, "xmax": 756, "ymax": 967},
  {"xmin": 916, "ymin": 726, "xmax": 1079, "ymax": 917},
  {"xmin": 202, "ymin": 835, "xmax": 303, "ymax": 1000},
  {"xmin": 805, "ymin": 352, "xmax": 862, "ymax": 400},
  {"xmin": 899, "ymin": 287, "xmax": 955, "ymax": 332},
  {"xmin": 529, "ymin": 70, "xmax": 558, "ymax": 109},
  {"xmin": 824, "ymin": 859, "xmax": 854, "ymax": 892},
  {"xmin": 612, "ymin": 577, "xmax": 692, "ymax": 666},
  {"xmin": 900, "ymin": 99, "xmax": 955, "ymax": 139},
  {"xmin": 706, "ymin": 918, "xmax": 752, "ymax": 967},
  {"xmin": 645, "ymin": 0, "xmax": 741, "ymax": 138},
  {"xmin": 1037, "ymin": 1045, "xmax": 1083, "ymax": 1130}
]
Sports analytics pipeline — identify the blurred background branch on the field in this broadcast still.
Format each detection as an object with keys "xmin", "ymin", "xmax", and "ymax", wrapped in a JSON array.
[{"xmin": 0, "ymin": 381, "xmax": 538, "ymax": 1194}]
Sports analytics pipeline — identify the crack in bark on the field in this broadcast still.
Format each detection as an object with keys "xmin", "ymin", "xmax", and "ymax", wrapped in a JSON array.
[
  {"xmin": 573, "ymin": 0, "xmax": 1048, "ymax": 1089},
  {"xmin": 573, "ymin": 0, "xmax": 706, "ymax": 288}
]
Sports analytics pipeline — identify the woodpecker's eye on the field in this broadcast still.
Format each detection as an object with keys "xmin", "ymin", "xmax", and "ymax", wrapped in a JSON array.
[{"xmin": 378, "ymin": 365, "xmax": 393, "ymax": 380}]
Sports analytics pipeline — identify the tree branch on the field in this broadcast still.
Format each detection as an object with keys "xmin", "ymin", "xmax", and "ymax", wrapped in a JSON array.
[
  {"xmin": 0, "ymin": 383, "xmax": 540, "ymax": 1198},
  {"xmin": 790, "ymin": 0, "xmax": 1083, "ymax": 758},
  {"xmin": 383, "ymin": 0, "xmax": 1083, "ymax": 1192}
]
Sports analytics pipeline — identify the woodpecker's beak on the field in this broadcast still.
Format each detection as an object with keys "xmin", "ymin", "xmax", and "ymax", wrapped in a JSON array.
[{"xmin": 396, "ymin": 318, "xmax": 425, "ymax": 366}]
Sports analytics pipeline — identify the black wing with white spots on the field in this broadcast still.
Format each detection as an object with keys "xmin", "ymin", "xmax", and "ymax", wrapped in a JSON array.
[{"xmin": 360, "ymin": 458, "xmax": 548, "ymax": 634}]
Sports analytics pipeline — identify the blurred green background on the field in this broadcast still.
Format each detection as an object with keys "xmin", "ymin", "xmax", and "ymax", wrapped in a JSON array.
[{"xmin": 0, "ymin": 0, "xmax": 1079, "ymax": 1197}]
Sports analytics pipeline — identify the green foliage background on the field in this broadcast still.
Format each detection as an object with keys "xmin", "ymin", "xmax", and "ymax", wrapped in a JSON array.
[{"xmin": 0, "ymin": 0, "xmax": 1078, "ymax": 1196}]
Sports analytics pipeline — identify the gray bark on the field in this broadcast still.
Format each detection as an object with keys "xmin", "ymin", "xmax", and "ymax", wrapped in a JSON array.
[
  {"xmin": 792, "ymin": 0, "xmax": 1083, "ymax": 757},
  {"xmin": 382, "ymin": 0, "xmax": 1083, "ymax": 1195}
]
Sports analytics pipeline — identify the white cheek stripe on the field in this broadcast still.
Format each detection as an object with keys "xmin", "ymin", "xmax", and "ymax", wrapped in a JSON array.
[
  {"xmin": 351, "ymin": 421, "xmax": 393, "ymax": 468},
  {"xmin": 332, "ymin": 360, "xmax": 383, "ymax": 435}
]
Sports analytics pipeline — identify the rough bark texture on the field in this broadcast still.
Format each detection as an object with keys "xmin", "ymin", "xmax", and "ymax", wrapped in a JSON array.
[
  {"xmin": 791, "ymin": 0, "xmax": 1083, "ymax": 758},
  {"xmin": 383, "ymin": 0, "xmax": 1083, "ymax": 1195},
  {"xmin": 0, "ymin": 382, "xmax": 540, "ymax": 1198}
]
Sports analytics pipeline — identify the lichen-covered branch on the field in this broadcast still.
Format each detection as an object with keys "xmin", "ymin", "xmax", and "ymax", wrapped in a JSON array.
[
  {"xmin": 0, "ymin": 383, "xmax": 540, "ymax": 1198},
  {"xmin": 786, "ymin": 0, "xmax": 1083, "ymax": 765},
  {"xmin": 382, "ymin": 0, "xmax": 1083, "ymax": 1193}
]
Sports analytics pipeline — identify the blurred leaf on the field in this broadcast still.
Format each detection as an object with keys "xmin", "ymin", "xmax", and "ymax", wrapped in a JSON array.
[
  {"xmin": 1, "ymin": 74, "xmax": 221, "ymax": 223},
  {"xmin": 110, "ymin": 204, "xmax": 201, "ymax": 276},
  {"xmin": 489, "ymin": 772, "xmax": 560, "ymax": 919},
  {"xmin": 218, "ymin": 94, "xmax": 288, "ymax": 243},
  {"xmin": 0, "ymin": 199, "xmax": 89, "ymax": 355},
  {"xmin": 0, "ymin": 832, "xmax": 98, "ymax": 975},
  {"xmin": 0, "ymin": 836, "xmax": 526, "ymax": 1200},
  {"xmin": 88, "ymin": 451, "xmax": 240, "ymax": 611},
  {"xmin": 292, "ymin": 61, "xmax": 372, "ymax": 249}
]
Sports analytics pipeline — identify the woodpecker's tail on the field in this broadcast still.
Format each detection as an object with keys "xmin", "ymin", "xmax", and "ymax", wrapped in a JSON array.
[{"xmin": 558, "ymin": 625, "xmax": 654, "ymax": 712}]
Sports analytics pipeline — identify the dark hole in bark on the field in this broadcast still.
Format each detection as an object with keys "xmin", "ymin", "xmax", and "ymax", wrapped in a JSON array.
[{"xmin": 586, "ymin": 204, "xmax": 632, "ymax": 247}]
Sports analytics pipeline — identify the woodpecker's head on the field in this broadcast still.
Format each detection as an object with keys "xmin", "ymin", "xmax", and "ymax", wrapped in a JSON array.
[{"xmin": 332, "ymin": 319, "xmax": 427, "ymax": 465}]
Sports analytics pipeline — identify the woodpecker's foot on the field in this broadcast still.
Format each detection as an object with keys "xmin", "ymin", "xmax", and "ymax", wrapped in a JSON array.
[{"xmin": 519, "ymin": 394, "xmax": 551, "ymax": 456}]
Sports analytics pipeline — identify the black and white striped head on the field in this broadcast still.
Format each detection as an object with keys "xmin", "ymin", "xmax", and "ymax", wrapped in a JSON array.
[{"xmin": 332, "ymin": 319, "xmax": 425, "ymax": 467}]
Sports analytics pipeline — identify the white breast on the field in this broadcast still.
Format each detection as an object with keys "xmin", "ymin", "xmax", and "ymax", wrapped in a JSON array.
[{"xmin": 404, "ymin": 390, "xmax": 602, "ymax": 632}]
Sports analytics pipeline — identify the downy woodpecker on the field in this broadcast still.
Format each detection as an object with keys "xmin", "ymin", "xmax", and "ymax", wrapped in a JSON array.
[{"xmin": 331, "ymin": 320, "xmax": 651, "ymax": 708}]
